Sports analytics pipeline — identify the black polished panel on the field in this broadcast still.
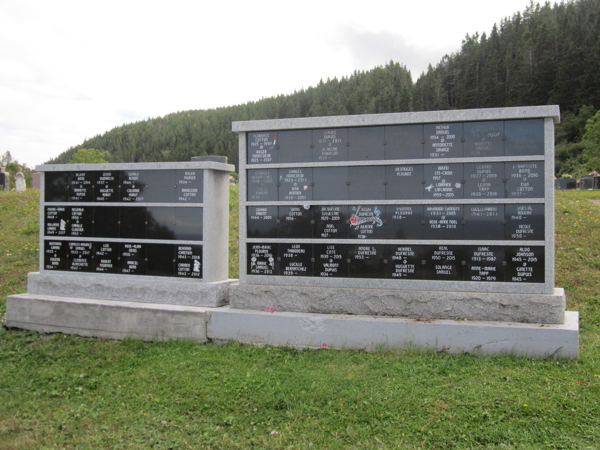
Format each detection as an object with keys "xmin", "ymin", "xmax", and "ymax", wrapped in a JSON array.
[
  {"xmin": 505, "ymin": 204, "xmax": 545, "ymax": 240},
  {"xmin": 313, "ymin": 128, "xmax": 348, "ymax": 162},
  {"xmin": 92, "ymin": 206, "xmax": 121, "ymax": 238},
  {"xmin": 247, "ymin": 206, "xmax": 278, "ymax": 238},
  {"xmin": 505, "ymin": 162, "xmax": 544, "ymax": 198},
  {"xmin": 175, "ymin": 170, "xmax": 203, "ymax": 203},
  {"xmin": 278, "ymin": 206, "xmax": 312, "ymax": 239},
  {"xmin": 424, "ymin": 123, "xmax": 463, "ymax": 159},
  {"xmin": 423, "ymin": 205, "xmax": 463, "ymax": 240},
  {"xmin": 45, "ymin": 172, "xmax": 70, "ymax": 202},
  {"xmin": 175, "ymin": 244, "xmax": 202, "ymax": 278},
  {"xmin": 463, "ymin": 121, "xmax": 504, "ymax": 157},
  {"xmin": 504, "ymin": 246, "xmax": 545, "ymax": 283},
  {"xmin": 384, "ymin": 205, "xmax": 424, "ymax": 239},
  {"xmin": 68, "ymin": 241, "xmax": 93, "ymax": 272},
  {"xmin": 248, "ymin": 131, "xmax": 278, "ymax": 164},
  {"xmin": 278, "ymin": 168, "xmax": 312, "ymax": 201},
  {"xmin": 348, "ymin": 244, "xmax": 386, "ymax": 278},
  {"xmin": 120, "ymin": 207, "xmax": 147, "ymax": 239},
  {"xmin": 422, "ymin": 245, "xmax": 464, "ymax": 281},
  {"xmin": 463, "ymin": 163, "xmax": 504, "ymax": 199},
  {"xmin": 385, "ymin": 165, "xmax": 424, "ymax": 199},
  {"xmin": 93, "ymin": 242, "xmax": 119, "ymax": 273},
  {"xmin": 314, "ymin": 205, "xmax": 349, "ymax": 239},
  {"xmin": 141, "ymin": 170, "xmax": 178, "ymax": 203},
  {"xmin": 505, "ymin": 119, "xmax": 544, "ymax": 156},
  {"xmin": 279, "ymin": 243, "xmax": 313, "ymax": 277},
  {"xmin": 69, "ymin": 172, "xmax": 94, "ymax": 202},
  {"xmin": 69, "ymin": 206, "xmax": 93, "ymax": 237},
  {"xmin": 348, "ymin": 166, "xmax": 386, "ymax": 200},
  {"xmin": 44, "ymin": 240, "xmax": 68, "ymax": 271},
  {"xmin": 248, "ymin": 243, "xmax": 278, "ymax": 275},
  {"xmin": 120, "ymin": 243, "xmax": 146, "ymax": 275},
  {"xmin": 312, "ymin": 167, "xmax": 348, "ymax": 200},
  {"xmin": 278, "ymin": 130, "xmax": 313, "ymax": 163},
  {"xmin": 146, "ymin": 243, "xmax": 175, "ymax": 277},
  {"xmin": 385, "ymin": 245, "xmax": 425, "ymax": 279},
  {"xmin": 348, "ymin": 205, "xmax": 386, "ymax": 239},
  {"xmin": 121, "ymin": 170, "xmax": 147, "ymax": 202},
  {"xmin": 423, "ymin": 164, "xmax": 464, "ymax": 199},
  {"xmin": 248, "ymin": 169, "xmax": 278, "ymax": 202},
  {"xmin": 347, "ymin": 126, "xmax": 384, "ymax": 161},
  {"xmin": 384, "ymin": 124, "xmax": 423, "ymax": 160},
  {"xmin": 464, "ymin": 205, "xmax": 504, "ymax": 240},
  {"xmin": 45, "ymin": 206, "xmax": 69, "ymax": 236},
  {"xmin": 464, "ymin": 246, "xmax": 504, "ymax": 282},
  {"xmin": 146, "ymin": 207, "xmax": 203, "ymax": 241},
  {"xmin": 94, "ymin": 171, "xmax": 120, "ymax": 202},
  {"xmin": 314, "ymin": 244, "xmax": 349, "ymax": 278}
]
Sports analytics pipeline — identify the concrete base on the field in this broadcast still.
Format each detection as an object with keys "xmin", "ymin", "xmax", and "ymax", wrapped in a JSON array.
[
  {"xmin": 28, "ymin": 272, "xmax": 236, "ymax": 307},
  {"xmin": 5, "ymin": 294, "xmax": 210, "ymax": 341},
  {"xmin": 229, "ymin": 284, "xmax": 567, "ymax": 324},
  {"xmin": 5, "ymin": 295, "xmax": 579, "ymax": 359},
  {"xmin": 208, "ymin": 307, "xmax": 580, "ymax": 359}
]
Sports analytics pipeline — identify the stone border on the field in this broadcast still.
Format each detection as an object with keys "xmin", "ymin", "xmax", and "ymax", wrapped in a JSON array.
[
  {"xmin": 229, "ymin": 284, "xmax": 566, "ymax": 324},
  {"xmin": 27, "ymin": 272, "xmax": 236, "ymax": 307},
  {"xmin": 4, "ymin": 295, "xmax": 579, "ymax": 359},
  {"xmin": 232, "ymin": 106, "xmax": 560, "ymax": 131}
]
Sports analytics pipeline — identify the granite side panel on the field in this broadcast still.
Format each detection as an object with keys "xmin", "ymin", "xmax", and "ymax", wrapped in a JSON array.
[
  {"xmin": 28, "ymin": 272, "xmax": 236, "ymax": 307},
  {"xmin": 202, "ymin": 169, "xmax": 230, "ymax": 282},
  {"xmin": 229, "ymin": 284, "xmax": 566, "ymax": 324},
  {"xmin": 5, "ymin": 294, "xmax": 209, "ymax": 341}
]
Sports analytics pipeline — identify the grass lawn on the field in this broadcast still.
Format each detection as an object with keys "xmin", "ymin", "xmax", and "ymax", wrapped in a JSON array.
[{"xmin": 0, "ymin": 188, "xmax": 598, "ymax": 449}]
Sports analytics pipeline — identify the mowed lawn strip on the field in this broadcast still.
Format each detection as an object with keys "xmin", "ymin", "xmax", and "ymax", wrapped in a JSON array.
[{"xmin": 0, "ymin": 188, "xmax": 598, "ymax": 450}]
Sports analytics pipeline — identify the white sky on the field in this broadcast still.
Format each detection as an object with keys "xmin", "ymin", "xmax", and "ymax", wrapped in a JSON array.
[{"xmin": 0, "ymin": 0, "xmax": 532, "ymax": 168}]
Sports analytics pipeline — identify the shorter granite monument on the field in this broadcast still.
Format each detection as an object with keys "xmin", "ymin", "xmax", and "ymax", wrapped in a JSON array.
[{"xmin": 32, "ymin": 159, "xmax": 235, "ymax": 304}]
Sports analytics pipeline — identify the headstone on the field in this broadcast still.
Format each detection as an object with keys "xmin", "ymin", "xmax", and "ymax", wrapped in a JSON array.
[
  {"xmin": 15, "ymin": 172, "xmax": 26, "ymax": 191},
  {"xmin": 579, "ymin": 176, "xmax": 594, "ymax": 190},
  {"xmin": 554, "ymin": 178, "xmax": 576, "ymax": 190},
  {"xmin": 0, "ymin": 171, "xmax": 7, "ymax": 191},
  {"xmin": 579, "ymin": 176, "xmax": 600, "ymax": 190}
]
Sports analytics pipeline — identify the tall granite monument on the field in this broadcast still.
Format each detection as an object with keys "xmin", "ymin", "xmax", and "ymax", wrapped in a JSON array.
[{"xmin": 219, "ymin": 106, "xmax": 578, "ymax": 357}]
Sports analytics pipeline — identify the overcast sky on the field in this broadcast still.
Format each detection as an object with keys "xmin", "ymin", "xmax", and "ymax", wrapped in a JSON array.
[{"xmin": 1, "ymin": 0, "xmax": 532, "ymax": 168}]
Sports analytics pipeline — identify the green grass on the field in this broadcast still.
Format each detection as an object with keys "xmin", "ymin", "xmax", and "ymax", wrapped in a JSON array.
[
  {"xmin": 0, "ymin": 190, "xmax": 40, "ymax": 318},
  {"xmin": 0, "ymin": 188, "xmax": 599, "ymax": 449}
]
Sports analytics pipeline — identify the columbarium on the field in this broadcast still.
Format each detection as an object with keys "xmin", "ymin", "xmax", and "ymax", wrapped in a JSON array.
[
  {"xmin": 220, "ymin": 106, "xmax": 579, "ymax": 357},
  {"xmin": 6, "ymin": 159, "xmax": 235, "ymax": 340}
]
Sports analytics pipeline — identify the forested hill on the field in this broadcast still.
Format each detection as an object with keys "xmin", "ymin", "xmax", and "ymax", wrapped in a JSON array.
[{"xmin": 48, "ymin": 0, "xmax": 600, "ymax": 173}]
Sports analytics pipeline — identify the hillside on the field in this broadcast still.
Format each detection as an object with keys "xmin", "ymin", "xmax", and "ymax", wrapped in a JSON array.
[{"xmin": 47, "ymin": 0, "xmax": 600, "ymax": 175}]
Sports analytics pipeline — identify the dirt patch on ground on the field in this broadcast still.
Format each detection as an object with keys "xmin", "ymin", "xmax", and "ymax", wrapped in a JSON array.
[{"xmin": 589, "ymin": 199, "xmax": 600, "ymax": 205}]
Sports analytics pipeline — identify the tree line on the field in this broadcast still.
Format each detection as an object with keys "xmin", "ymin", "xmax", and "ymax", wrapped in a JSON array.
[{"xmin": 47, "ymin": 0, "xmax": 600, "ymax": 176}]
